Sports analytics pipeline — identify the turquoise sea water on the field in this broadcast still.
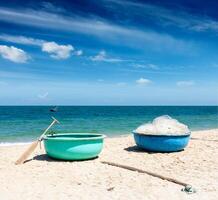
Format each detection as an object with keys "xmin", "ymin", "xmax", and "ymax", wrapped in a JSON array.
[{"xmin": 0, "ymin": 106, "xmax": 217, "ymax": 144}]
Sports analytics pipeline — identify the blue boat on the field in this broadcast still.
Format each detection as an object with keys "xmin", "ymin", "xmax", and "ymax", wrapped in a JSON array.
[{"xmin": 133, "ymin": 132, "xmax": 190, "ymax": 152}]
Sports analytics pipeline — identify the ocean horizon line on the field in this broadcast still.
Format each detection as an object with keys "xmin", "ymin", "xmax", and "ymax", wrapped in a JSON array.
[{"xmin": 0, "ymin": 105, "xmax": 217, "ymax": 107}]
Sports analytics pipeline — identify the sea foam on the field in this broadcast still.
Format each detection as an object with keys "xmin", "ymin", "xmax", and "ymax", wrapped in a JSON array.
[
  {"xmin": 0, "ymin": 142, "xmax": 32, "ymax": 147},
  {"xmin": 135, "ymin": 115, "xmax": 190, "ymax": 135}
]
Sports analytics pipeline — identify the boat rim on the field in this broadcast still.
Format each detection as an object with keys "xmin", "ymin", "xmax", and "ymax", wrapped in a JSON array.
[
  {"xmin": 132, "ymin": 131, "xmax": 191, "ymax": 137},
  {"xmin": 43, "ymin": 133, "xmax": 106, "ymax": 141}
]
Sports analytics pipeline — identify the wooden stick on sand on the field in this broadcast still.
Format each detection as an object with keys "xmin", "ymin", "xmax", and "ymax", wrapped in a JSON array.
[{"xmin": 101, "ymin": 161, "xmax": 196, "ymax": 194}]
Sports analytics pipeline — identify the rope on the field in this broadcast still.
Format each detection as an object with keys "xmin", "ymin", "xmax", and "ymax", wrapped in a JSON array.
[{"xmin": 101, "ymin": 161, "xmax": 196, "ymax": 194}]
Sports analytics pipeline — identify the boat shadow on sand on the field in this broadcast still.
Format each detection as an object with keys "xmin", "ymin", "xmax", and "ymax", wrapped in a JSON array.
[
  {"xmin": 124, "ymin": 145, "xmax": 184, "ymax": 154},
  {"xmin": 24, "ymin": 154, "xmax": 98, "ymax": 163},
  {"xmin": 23, "ymin": 147, "xmax": 183, "ymax": 163}
]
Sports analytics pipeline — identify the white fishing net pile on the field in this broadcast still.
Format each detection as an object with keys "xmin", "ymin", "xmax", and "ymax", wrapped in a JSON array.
[{"xmin": 134, "ymin": 115, "xmax": 190, "ymax": 135}]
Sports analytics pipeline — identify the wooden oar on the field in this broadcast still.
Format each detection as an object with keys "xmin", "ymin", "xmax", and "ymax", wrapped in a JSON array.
[{"xmin": 15, "ymin": 117, "xmax": 60, "ymax": 165}]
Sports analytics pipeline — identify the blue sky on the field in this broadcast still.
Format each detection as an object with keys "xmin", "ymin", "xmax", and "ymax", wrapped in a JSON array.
[{"xmin": 0, "ymin": 0, "xmax": 217, "ymax": 105}]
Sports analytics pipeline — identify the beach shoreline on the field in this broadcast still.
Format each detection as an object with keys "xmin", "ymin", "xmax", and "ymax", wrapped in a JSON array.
[
  {"xmin": 1, "ymin": 128, "xmax": 218, "ymax": 147},
  {"xmin": 0, "ymin": 129, "xmax": 217, "ymax": 199}
]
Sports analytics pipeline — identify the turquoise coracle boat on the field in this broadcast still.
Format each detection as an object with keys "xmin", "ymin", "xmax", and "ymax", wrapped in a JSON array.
[{"xmin": 43, "ymin": 133, "xmax": 105, "ymax": 160}]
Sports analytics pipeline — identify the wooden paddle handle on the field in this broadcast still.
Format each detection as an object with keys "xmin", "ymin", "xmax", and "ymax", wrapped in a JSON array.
[
  {"xmin": 15, "ymin": 117, "xmax": 59, "ymax": 165},
  {"xmin": 15, "ymin": 140, "xmax": 39, "ymax": 165}
]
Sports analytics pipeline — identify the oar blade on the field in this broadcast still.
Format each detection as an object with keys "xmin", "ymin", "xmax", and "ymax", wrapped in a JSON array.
[{"xmin": 15, "ymin": 140, "xmax": 39, "ymax": 165}]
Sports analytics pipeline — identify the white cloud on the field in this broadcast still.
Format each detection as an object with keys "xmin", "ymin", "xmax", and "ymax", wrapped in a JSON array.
[
  {"xmin": 0, "ymin": 34, "xmax": 44, "ymax": 46},
  {"xmin": 0, "ymin": 34, "xmax": 82, "ymax": 60},
  {"xmin": 38, "ymin": 92, "xmax": 49, "ymax": 99},
  {"xmin": 42, "ymin": 42, "xmax": 74, "ymax": 59},
  {"xmin": 40, "ymin": 2, "xmax": 65, "ymax": 13},
  {"xmin": 91, "ymin": 50, "xmax": 106, "ymax": 61},
  {"xmin": 147, "ymin": 64, "xmax": 159, "ymax": 69},
  {"xmin": 91, "ymin": 50, "xmax": 123, "ymax": 62},
  {"xmin": 0, "ymin": 7, "xmax": 192, "ymax": 52},
  {"xmin": 74, "ymin": 50, "xmax": 83, "ymax": 56},
  {"xmin": 0, "ymin": 45, "xmax": 29, "ymax": 63},
  {"xmin": 106, "ymin": 0, "xmax": 218, "ymax": 33},
  {"xmin": 136, "ymin": 78, "xmax": 151, "ymax": 85},
  {"xmin": 134, "ymin": 63, "xmax": 159, "ymax": 70},
  {"xmin": 177, "ymin": 81, "xmax": 195, "ymax": 87}
]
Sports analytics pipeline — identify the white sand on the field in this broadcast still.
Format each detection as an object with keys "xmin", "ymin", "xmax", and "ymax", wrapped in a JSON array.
[{"xmin": 0, "ymin": 129, "xmax": 217, "ymax": 200}]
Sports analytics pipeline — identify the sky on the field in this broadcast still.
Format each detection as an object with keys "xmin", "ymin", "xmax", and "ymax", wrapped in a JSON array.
[{"xmin": 0, "ymin": 0, "xmax": 217, "ymax": 105}]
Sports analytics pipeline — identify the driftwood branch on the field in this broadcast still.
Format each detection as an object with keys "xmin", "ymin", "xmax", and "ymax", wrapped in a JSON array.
[{"xmin": 101, "ymin": 161, "xmax": 188, "ymax": 186}]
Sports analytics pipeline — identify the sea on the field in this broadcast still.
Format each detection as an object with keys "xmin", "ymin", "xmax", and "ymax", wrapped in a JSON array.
[{"xmin": 0, "ymin": 106, "xmax": 217, "ymax": 145}]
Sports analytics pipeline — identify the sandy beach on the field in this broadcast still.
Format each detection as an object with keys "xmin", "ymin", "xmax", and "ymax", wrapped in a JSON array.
[{"xmin": 0, "ymin": 129, "xmax": 217, "ymax": 200}]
